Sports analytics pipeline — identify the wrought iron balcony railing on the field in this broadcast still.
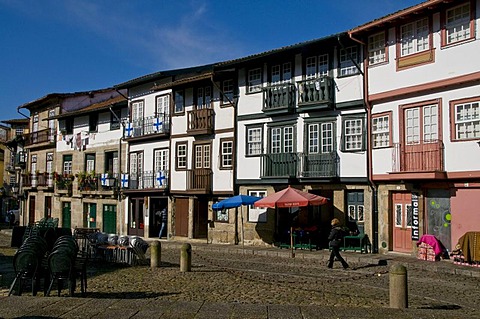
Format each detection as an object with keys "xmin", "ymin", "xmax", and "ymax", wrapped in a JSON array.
[
  {"xmin": 129, "ymin": 114, "xmax": 170, "ymax": 138},
  {"xmin": 127, "ymin": 170, "xmax": 169, "ymax": 190}
]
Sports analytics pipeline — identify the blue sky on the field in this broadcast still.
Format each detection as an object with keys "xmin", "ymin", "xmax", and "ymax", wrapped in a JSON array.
[{"xmin": 0, "ymin": 0, "xmax": 421, "ymax": 122}]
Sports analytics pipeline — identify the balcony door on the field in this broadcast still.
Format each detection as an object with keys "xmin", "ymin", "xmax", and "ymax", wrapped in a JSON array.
[
  {"xmin": 131, "ymin": 100, "xmax": 144, "ymax": 137},
  {"xmin": 264, "ymin": 125, "xmax": 297, "ymax": 177},
  {"xmin": 402, "ymin": 103, "xmax": 440, "ymax": 171},
  {"xmin": 129, "ymin": 152, "xmax": 143, "ymax": 189},
  {"xmin": 154, "ymin": 149, "xmax": 168, "ymax": 188},
  {"xmin": 129, "ymin": 197, "xmax": 145, "ymax": 237}
]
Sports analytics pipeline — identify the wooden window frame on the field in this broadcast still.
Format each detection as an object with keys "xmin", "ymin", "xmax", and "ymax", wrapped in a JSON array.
[
  {"xmin": 372, "ymin": 111, "xmax": 393, "ymax": 148},
  {"xmin": 219, "ymin": 138, "xmax": 234, "ymax": 170},
  {"xmin": 441, "ymin": 1, "xmax": 475, "ymax": 47},
  {"xmin": 175, "ymin": 141, "xmax": 188, "ymax": 171},
  {"xmin": 449, "ymin": 96, "xmax": 480, "ymax": 142}
]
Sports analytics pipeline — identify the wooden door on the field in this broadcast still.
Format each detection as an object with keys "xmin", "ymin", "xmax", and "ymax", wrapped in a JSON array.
[
  {"xmin": 193, "ymin": 198, "xmax": 208, "ymax": 239},
  {"xmin": 45, "ymin": 196, "xmax": 52, "ymax": 218},
  {"xmin": 175, "ymin": 198, "xmax": 189, "ymax": 237},
  {"xmin": 392, "ymin": 192, "xmax": 412, "ymax": 253},
  {"xmin": 103, "ymin": 204, "xmax": 117, "ymax": 234},
  {"xmin": 128, "ymin": 198, "xmax": 145, "ymax": 237},
  {"xmin": 62, "ymin": 202, "xmax": 71, "ymax": 229},
  {"xmin": 88, "ymin": 203, "xmax": 97, "ymax": 229},
  {"xmin": 28, "ymin": 196, "xmax": 35, "ymax": 225}
]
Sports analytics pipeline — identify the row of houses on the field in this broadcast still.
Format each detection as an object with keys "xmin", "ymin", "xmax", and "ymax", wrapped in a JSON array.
[{"xmin": 1, "ymin": 0, "xmax": 479, "ymax": 254}]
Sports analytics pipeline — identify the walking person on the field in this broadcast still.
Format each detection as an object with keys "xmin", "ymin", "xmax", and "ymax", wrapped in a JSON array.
[
  {"xmin": 157, "ymin": 207, "xmax": 168, "ymax": 239},
  {"xmin": 327, "ymin": 218, "xmax": 349, "ymax": 269}
]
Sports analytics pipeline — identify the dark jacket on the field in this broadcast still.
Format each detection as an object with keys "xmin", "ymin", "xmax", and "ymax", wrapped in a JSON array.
[{"xmin": 328, "ymin": 226, "xmax": 345, "ymax": 247}]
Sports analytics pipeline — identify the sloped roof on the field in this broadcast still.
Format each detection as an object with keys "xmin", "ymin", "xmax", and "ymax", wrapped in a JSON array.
[
  {"xmin": 17, "ymin": 88, "xmax": 116, "ymax": 112},
  {"xmin": 1, "ymin": 118, "xmax": 29, "ymax": 125},
  {"xmin": 215, "ymin": 32, "xmax": 345, "ymax": 68},
  {"xmin": 51, "ymin": 95, "xmax": 127, "ymax": 120},
  {"xmin": 349, "ymin": 0, "xmax": 443, "ymax": 34},
  {"xmin": 115, "ymin": 64, "xmax": 215, "ymax": 89}
]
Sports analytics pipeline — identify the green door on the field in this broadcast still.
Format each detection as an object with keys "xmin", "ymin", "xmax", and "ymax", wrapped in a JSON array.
[
  {"xmin": 103, "ymin": 204, "xmax": 117, "ymax": 234},
  {"xmin": 89, "ymin": 203, "xmax": 97, "ymax": 228},
  {"xmin": 62, "ymin": 202, "xmax": 71, "ymax": 228}
]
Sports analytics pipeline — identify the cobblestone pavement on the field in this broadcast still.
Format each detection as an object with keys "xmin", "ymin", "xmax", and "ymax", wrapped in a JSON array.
[{"xmin": 1, "ymin": 232, "xmax": 480, "ymax": 318}]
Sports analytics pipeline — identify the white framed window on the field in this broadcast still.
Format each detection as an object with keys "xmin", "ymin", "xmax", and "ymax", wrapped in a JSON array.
[
  {"xmin": 195, "ymin": 144, "xmax": 211, "ymax": 169},
  {"xmin": 339, "ymin": 46, "xmax": 358, "ymax": 76},
  {"xmin": 46, "ymin": 153, "xmax": 53, "ymax": 173},
  {"xmin": 270, "ymin": 126, "xmax": 294, "ymax": 153},
  {"xmin": 248, "ymin": 68, "xmax": 262, "ymax": 93},
  {"xmin": 454, "ymin": 101, "xmax": 480, "ymax": 140},
  {"xmin": 174, "ymin": 90, "xmax": 185, "ymax": 113},
  {"xmin": 15, "ymin": 127, "xmax": 24, "ymax": 136},
  {"xmin": 400, "ymin": 18, "xmax": 429, "ymax": 57},
  {"xmin": 31, "ymin": 154, "xmax": 37, "ymax": 173},
  {"xmin": 306, "ymin": 54, "xmax": 329, "ymax": 79},
  {"xmin": 131, "ymin": 101, "xmax": 144, "ymax": 122},
  {"xmin": 246, "ymin": 126, "xmax": 263, "ymax": 156},
  {"xmin": 368, "ymin": 32, "xmax": 386, "ymax": 65},
  {"xmin": 215, "ymin": 209, "xmax": 229, "ymax": 222},
  {"xmin": 156, "ymin": 94, "xmax": 170, "ymax": 118},
  {"xmin": 343, "ymin": 118, "xmax": 363, "ymax": 151},
  {"xmin": 86, "ymin": 154, "xmax": 95, "ymax": 173},
  {"xmin": 271, "ymin": 62, "xmax": 291, "ymax": 84},
  {"xmin": 32, "ymin": 114, "xmax": 39, "ymax": 132},
  {"xmin": 154, "ymin": 148, "xmax": 169, "ymax": 172},
  {"xmin": 196, "ymin": 86, "xmax": 212, "ymax": 109},
  {"xmin": 372, "ymin": 114, "xmax": 391, "ymax": 148},
  {"xmin": 404, "ymin": 103, "xmax": 438, "ymax": 145},
  {"xmin": 63, "ymin": 155, "xmax": 72, "ymax": 175},
  {"xmin": 222, "ymin": 79, "xmax": 234, "ymax": 104},
  {"xmin": 446, "ymin": 3, "xmax": 471, "ymax": 45},
  {"xmin": 307, "ymin": 122, "xmax": 334, "ymax": 154},
  {"xmin": 176, "ymin": 143, "xmax": 187, "ymax": 169},
  {"xmin": 220, "ymin": 139, "xmax": 233, "ymax": 169},
  {"xmin": 248, "ymin": 190, "xmax": 267, "ymax": 222}
]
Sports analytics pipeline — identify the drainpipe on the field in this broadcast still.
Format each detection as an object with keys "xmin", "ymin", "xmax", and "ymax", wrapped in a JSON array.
[
  {"xmin": 16, "ymin": 108, "xmax": 29, "ymax": 227},
  {"xmin": 210, "ymin": 72, "xmax": 240, "ymax": 244},
  {"xmin": 110, "ymin": 96, "xmax": 127, "ymax": 236},
  {"xmin": 349, "ymin": 32, "xmax": 379, "ymax": 253}
]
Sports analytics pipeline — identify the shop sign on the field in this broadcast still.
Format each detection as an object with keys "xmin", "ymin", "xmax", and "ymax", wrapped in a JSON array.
[{"xmin": 411, "ymin": 193, "xmax": 419, "ymax": 240}]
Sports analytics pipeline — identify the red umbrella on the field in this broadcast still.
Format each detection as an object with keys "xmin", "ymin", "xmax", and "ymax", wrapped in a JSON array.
[{"xmin": 254, "ymin": 186, "xmax": 328, "ymax": 208}]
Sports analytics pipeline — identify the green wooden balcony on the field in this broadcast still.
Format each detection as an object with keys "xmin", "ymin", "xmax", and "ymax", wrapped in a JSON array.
[
  {"xmin": 299, "ymin": 152, "xmax": 339, "ymax": 178},
  {"xmin": 262, "ymin": 83, "xmax": 295, "ymax": 115},
  {"xmin": 261, "ymin": 153, "xmax": 300, "ymax": 178},
  {"xmin": 297, "ymin": 76, "xmax": 334, "ymax": 112}
]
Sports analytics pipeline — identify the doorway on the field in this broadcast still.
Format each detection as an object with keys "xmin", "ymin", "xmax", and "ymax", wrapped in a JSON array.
[
  {"xmin": 83, "ymin": 203, "xmax": 97, "ymax": 229},
  {"xmin": 392, "ymin": 192, "xmax": 412, "ymax": 253},
  {"xmin": 28, "ymin": 196, "xmax": 35, "ymax": 225},
  {"xmin": 175, "ymin": 198, "xmax": 189, "ymax": 237},
  {"xmin": 128, "ymin": 198, "xmax": 145, "ymax": 237},
  {"xmin": 62, "ymin": 202, "xmax": 71, "ymax": 228}
]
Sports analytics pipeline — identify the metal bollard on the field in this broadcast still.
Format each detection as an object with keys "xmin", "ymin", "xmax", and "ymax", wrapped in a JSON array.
[
  {"xmin": 150, "ymin": 241, "xmax": 161, "ymax": 268},
  {"xmin": 389, "ymin": 264, "xmax": 408, "ymax": 309},
  {"xmin": 180, "ymin": 243, "xmax": 192, "ymax": 272}
]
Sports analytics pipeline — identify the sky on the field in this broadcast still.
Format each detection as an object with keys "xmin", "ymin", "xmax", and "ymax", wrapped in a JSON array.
[{"xmin": 0, "ymin": 0, "xmax": 422, "ymax": 123}]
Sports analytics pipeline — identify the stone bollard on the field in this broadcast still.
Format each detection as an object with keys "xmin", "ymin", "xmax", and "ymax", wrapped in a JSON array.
[
  {"xmin": 150, "ymin": 240, "xmax": 161, "ymax": 268},
  {"xmin": 389, "ymin": 264, "xmax": 408, "ymax": 309},
  {"xmin": 180, "ymin": 243, "xmax": 192, "ymax": 272}
]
